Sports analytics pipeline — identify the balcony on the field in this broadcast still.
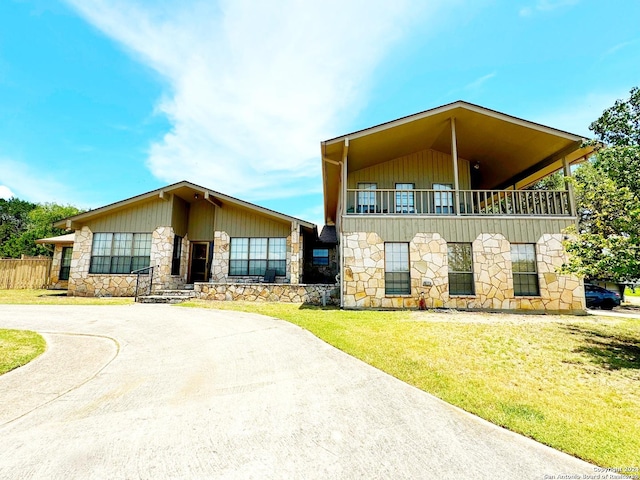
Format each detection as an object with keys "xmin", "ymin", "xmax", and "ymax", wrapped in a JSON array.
[{"xmin": 345, "ymin": 188, "xmax": 572, "ymax": 217}]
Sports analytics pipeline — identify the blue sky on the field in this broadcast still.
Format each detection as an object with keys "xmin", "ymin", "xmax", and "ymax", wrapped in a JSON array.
[{"xmin": 1, "ymin": 0, "xmax": 639, "ymax": 227}]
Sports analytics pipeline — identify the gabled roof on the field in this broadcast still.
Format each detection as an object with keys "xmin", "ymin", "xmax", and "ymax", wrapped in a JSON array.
[
  {"xmin": 321, "ymin": 100, "xmax": 597, "ymax": 223},
  {"xmin": 54, "ymin": 180, "xmax": 315, "ymax": 230}
]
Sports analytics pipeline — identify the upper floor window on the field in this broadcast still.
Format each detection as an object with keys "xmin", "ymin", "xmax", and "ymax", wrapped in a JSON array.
[
  {"xmin": 395, "ymin": 183, "xmax": 415, "ymax": 213},
  {"xmin": 89, "ymin": 233, "xmax": 152, "ymax": 274},
  {"xmin": 448, "ymin": 243, "xmax": 474, "ymax": 295},
  {"xmin": 511, "ymin": 244, "xmax": 540, "ymax": 296},
  {"xmin": 434, "ymin": 183, "xmax": 454, "ymax": 214},
  {"xmin": 229, "ymin": 238, "xmax": 286, "ymax": 276},
  {"xmin": 357, "ymin": 183, "xmax": 377, "ymax": 213}
]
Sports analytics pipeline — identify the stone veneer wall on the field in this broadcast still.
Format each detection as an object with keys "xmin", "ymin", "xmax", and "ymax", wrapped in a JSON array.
[
  {"xmin": 342, "ymin": 232, "xmax": 385, "ymax": 308},
  {"xmin": 195, "ymin": 282, "xmax": 339, "ymax": 305},
  {"xmin": 342, "ymin": 231, "xmax": 585, "ymax": 313},
  {"xmin": 68, "ymin": 226, "xmax": 178, "ymax": 297},
  {"xmin": 289, "ymin": 221, "xmax": 302, "ymax": 284},
  {"xmin": 211, "ymin": 231, "xmax": 230, "ymax": 282}
]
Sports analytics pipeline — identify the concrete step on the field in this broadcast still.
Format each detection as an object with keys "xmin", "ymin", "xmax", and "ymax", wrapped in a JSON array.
[
  {"xmin": 153, "ymin": 290, "xmax": 196, "ymax": 297},
  {"xmin": 136, "ymin": 288, "xmax": 197, "ymax": 304},
  {"xmin": 136, "ymin": 294, "xmax": 194, "ymax": 304}
]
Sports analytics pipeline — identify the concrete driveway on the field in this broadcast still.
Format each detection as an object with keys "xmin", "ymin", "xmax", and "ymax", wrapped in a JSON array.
[{"xmin": 0, "ymin": 304, "xmax": 598, "ymax": 479}]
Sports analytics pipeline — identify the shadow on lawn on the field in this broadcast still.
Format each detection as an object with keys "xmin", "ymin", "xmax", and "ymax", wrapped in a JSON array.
[{"xmin": 563, "ymin": 325, "xmax": 640, "ymax": 370}]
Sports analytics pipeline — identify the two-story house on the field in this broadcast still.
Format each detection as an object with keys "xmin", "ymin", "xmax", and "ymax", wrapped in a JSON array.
[{"xmin": 321, "ymin": 101, "xmax": 595, "ymax": 312}]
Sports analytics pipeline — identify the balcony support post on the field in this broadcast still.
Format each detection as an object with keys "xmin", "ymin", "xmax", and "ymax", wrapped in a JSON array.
[
  {"xmin": 451, "ymin": 117, "xmax": 461, "ymax": 215},
  {"xmin": 342, "ymin": 138, "xmax": 349, "ymax": 217},
  {"xmin": 339, "ymin": 138, "xmax": 349, "ymax": 309},
  {"xmin": 562, "ymin": 156, "xmax": 577, "ymax": 217}
]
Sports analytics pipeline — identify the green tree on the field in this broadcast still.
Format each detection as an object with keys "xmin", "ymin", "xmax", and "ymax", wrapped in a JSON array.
[
  {"xmin": 562, "ymin": 86, "xmax": 640, "ymax": 288},
  {"xmin": 0, "ymin": 198, "xmax": 37, "ymax": 256},
  {"xmin": 0, "ymin": 201, "xmax": 81, "ymax": 258},
  {"xmin": 563, "ymin": 162, "xmax": 640, "ymax": 283},
  {"xmin": 590, "ymin": 86, "xmax": 640, "ymax": 194},
  {"xmin": 527, "ymin": 171, "xmax": 565, "ymax": 191}
]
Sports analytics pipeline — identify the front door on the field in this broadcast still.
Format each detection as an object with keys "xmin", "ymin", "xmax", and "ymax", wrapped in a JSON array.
[{"xmin": 188, "ymin": 242, "xmax": 210, "ymax": 283}]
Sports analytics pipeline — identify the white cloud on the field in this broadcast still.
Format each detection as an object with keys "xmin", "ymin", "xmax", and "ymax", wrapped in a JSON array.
[
  {"xmin": 464, "ymin": 72, "xmax": 496, "ymax": 91},
  {"xmin": 0, "ymin": 185, "xmax": 15, "ymax": 199},
  {"xmin": 63, "ymin": 0, "xmax": 441, "ymax": 202},
  {"xmin": 602, "ymin": 39, "xmax": 639, "ymax": 58},
  {"xmin": 519, "ymin": 0, "xmax": 579, "ymax": 16}
]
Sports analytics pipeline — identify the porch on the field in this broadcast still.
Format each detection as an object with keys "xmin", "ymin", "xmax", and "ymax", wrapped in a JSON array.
[{"xmin": 346, "ymin": 188, "xmax": 572, "ymax": 216}]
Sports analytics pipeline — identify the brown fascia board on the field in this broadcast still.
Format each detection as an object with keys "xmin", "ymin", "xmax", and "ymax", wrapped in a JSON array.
[
  {"xmin": 54, "ymin": 180, "xmax": 315, "ymax": 230},
  {"xmin": 321, "ymin": 100, "xmax": 587, "ymax": 145}
]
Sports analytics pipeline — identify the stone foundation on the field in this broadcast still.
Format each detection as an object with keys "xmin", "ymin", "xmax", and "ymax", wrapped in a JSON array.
[
  {"xmin": 195, "ymin": 283, "xmax": 339, "ymax": 305},
  {"xmin": 342, "ymin": 231, "xmax": 585, "ymax": 313}
]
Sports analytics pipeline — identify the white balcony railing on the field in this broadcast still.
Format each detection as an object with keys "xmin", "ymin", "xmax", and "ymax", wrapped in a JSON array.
[{"xmin": 345, "ymin": 189, "xmax": 571, "ymax": 216}]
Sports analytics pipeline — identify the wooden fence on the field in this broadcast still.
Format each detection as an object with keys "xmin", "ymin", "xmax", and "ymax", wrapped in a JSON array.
[{"xmin": 0, "ymin": 257, "xmax": 52, "ymax": 289}]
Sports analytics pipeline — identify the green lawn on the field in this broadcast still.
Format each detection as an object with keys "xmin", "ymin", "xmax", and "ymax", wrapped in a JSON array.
[
  {"xmin": 181, "ymin": 300, "xmax": 640, "ymax": 470},
  {"xmin": 625, "ymin": 287, "xmax": 640, "ymax": 298},
  {"xmin": 0, "ymin": 289, "xmax": 133, "ymax": 305},
  {"xmin": 0, "ymin": 329, "xmax": 46, "ymax": 375}
]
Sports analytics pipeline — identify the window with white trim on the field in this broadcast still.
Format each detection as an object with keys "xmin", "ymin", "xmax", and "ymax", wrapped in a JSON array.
[
  {"xmin": 357, "ymin": 183, "xmax": 377, "ymax": 213},
  {"xmin": 385, "ymin": 242, "xmax": 410, "ymax": 295},
  {"xmin": 395, "ymin": 183, "xmax": 415, "ymax": 213},
  {"xmin": 448, "ymin": 243, "xmax": 474, "ymax": 295},
  {"xmin": 89, "ymin": 233, "xmax": 152, "ymax": 274},
  {"xmin": 229, "ymin": 238, "xmax": 286, "ymax": 276},
  {"xmin": 434, "ymin": 183, "xmax": 454, "ymax": 214},
  {"xmin": 511, "ymin": 244, "xmax": 540, "ymax": 296}
]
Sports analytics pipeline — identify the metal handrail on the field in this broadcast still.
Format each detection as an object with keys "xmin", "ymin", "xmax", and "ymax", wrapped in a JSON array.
[
  {"xmin": 345, "ymin": 188, "xmax": 571, "ymax": 216},
  {"xmin": 133, "ymin": 265, "xmax": 155, "ymax": 302}
]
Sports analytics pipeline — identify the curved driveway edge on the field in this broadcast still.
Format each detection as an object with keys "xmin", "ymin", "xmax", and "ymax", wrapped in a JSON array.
[
  {"xmin": 0, "ymin": 331, "xmax": 118, "ymax": 426},
  {"xmin": 0, "ymin": 304, "xmax": 599, "ymax": 479}
]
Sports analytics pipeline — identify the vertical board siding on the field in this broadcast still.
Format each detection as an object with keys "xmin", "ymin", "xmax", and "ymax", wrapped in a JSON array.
[
  {"xmin": 215, "ymin": 203, "xmax": 290, "ymax": 237},
  {"xmin": 342, "ymin": 217, "xmax": 574, "ymax": 243},
  {"xmin": 348, "ymin": 148, "xmax": 471, "ymax": 190},
  {"xmin": 188, "ymin": 200, "xmax": 216, "ymax": 241},
  {"xmin": 85, "ymin": 198, "xmax": 172, "ymax": 232},
  {"xmin": 171, "ymin": 195, "xmax": 189, "ymax": 237},
  {"xmin": 0, "ymin": 258, "xmax": 51, "ymax": 289}
]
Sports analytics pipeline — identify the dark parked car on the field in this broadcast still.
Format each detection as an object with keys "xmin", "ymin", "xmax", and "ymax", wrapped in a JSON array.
[{"xmin": 584, "ymin": 284, "xmax": 621, "ymax": 310}]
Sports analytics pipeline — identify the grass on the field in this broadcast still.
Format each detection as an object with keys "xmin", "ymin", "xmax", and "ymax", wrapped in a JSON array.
[
  {"xmin": 625, "ymin": 287, "xmax": 640, "ymax": 298},
  {"xmin": 0, "ymin": 329, "xmax": 46, "ymax": 375},
  {"xmin": 180, "ymin": 300, "xmax": 640, "ymax": 470},
  {"xmin": 0, "ymin": 289, "xmax": 133, "ymax": 305}
]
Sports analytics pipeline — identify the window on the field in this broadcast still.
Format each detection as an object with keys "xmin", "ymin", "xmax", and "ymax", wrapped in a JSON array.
[
  {"xmin": 357, "ymin": 183, "xmax": 377, "ymax": 213},
  {"xmin": 448, "ymin": 243, "xmax": 474, "ymax": 295},
  {"xmin": 511, "ymin": 244, "xmax": 540, "ymax": 296},
  {"xmin": 89, "ymin": 233, "xmax": 152, "ymax": 274},
  {"xmin": 171, "ymin": 235, "xmax": 183, "ymax": 276},
  {"xmin": 312, "ymin": 248, "xmax": 329, "ymax": 266},
  {"xmin": 395, "ymin": 183, "xmax": 415, "ymax": 213},
  {"xmin": 434, "ymin": 183, "xmax": 454, "ymax": 214},
  {"xmin": 229, "ymin": 238, "xmax": 286, "ymax": 276},
  {"xmin": 59, "ymin": 246, "xmax": 72, "ymax": 281},
  {"xmin": 385, "ymin": 243, "xmax": 410, "ymax": 295}
]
